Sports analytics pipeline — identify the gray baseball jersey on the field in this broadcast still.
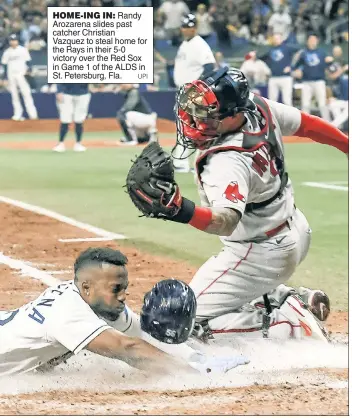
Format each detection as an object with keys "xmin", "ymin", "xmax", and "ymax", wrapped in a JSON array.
[{"xmin": 195, "ymin": 94, "xmax": 301, "ymax": 242}]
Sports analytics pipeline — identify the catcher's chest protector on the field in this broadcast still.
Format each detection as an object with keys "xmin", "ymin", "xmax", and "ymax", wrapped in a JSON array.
[{"xmin": 195, "ymin": 95, "xmax": 288, "ymax": 211}]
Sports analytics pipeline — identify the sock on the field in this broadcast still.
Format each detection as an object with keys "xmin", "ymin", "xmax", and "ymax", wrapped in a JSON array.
[
  {"xmin": 59, "ymin": 123, "xmax": 69, "ymax": 142},
  {"xmin": 75, "ymin": 123, "xmax": 83, "ymax": 143}
]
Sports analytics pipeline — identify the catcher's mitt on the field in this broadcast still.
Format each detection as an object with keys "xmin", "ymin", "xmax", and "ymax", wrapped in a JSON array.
[{"xmin": 126, "ymin": 142, "xmax": 183, "ymax": 219}]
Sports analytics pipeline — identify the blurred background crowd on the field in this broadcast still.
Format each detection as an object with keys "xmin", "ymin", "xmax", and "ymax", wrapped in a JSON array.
[{"xmin": 0, "ymin": 0, "xmax": 349, "ymax": 125}]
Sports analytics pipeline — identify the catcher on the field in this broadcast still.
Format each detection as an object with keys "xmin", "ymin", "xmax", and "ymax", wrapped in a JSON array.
[{"xmin": 126, "ymin": 66, "xmax": 347, "ymax": 341}]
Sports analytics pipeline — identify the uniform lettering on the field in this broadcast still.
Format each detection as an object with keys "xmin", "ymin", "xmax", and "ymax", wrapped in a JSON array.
[
  {"xmin": 252, "ymin": 153, "xmax": 269, "ymax": 176},
  {"xmin": 252, "ymin": 151, "xmax": 279, "ymax": 177},
  {"xmin": 37, "ymin": 298, "xmax": 55, "ymax": 307},
  {"xmin": 0, "ymin": 310, "xmax": 19, "ymax": 326},
  {"xmin": 28, "ymin": 308, "xmax": 45, "ymax": 324}
]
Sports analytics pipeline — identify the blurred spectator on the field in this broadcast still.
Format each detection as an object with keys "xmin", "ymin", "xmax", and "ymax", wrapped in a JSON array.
[
  {"xmin": 195, "ymin": 4, "xmax": 213, "ymax": 41},
  {"xmin": 9, "ymin": 20, "xmax": 25, "ymax": 45},
  {"xmin": 326, "ymin": 45, "xmax": 348, "ymax": 97},
  {"xmin": 293, "ymin": 4, "xmax": 311, "ymax": 44},
  {"xmin": 327, "ymin": 71, "xmax": 348, "ymax": 130},
  {"xmin": 208, "ymin": 2, "xmax": 231, "ymax": 47},
  {"xmin": 8, "ymin": 7, "xmax": 22, "ymax": 22},
  {"xmin": 214, "ymin": 51, "xmax": 229, "ymax": 69},
  {"xmin": 267, "ymin": 5, "xmax": 292, "ymax": 40},
  {"xmin": 240, "ymin": 51, "xmax": 271, "ymax": 92},
  {"xmin": 263, "ymin": 33, "xmax": 296, "ymax": 106},
  {"xmin": 227, "ymin": 16, "xmax": 250, "ymax": 41},
  {"xmin": 292, "ymin": 34, "xmax": 331, "ymax": 120},
  {"xmin": 334, "ymin": 4, "xmax": 348, "ymax": 43},
  {"xmin": 154, "ymin": 10, "xmax": 168, "ymax": 40},
  {"xmin": 249, "ymin": 16, "xmax": 268, "ymax": 45},
  {"xmin": 0, "ymin": 8, "xmax": 11, "ymax": 31},
  {"xmin": 158, "ymin": 0, "xmax": 190, "ymax": 46},
  {"xmin": 253, "ymin": 0, "xmax": 272, "ymax": 24},
  {"xmin": 0, "ymin": 27, "xmax": 8, "ymax": 55}
]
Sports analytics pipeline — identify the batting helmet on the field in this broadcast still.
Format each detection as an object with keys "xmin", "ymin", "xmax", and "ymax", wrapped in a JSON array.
[
  {"xmin": 8, "ymin": 33, "xmax": 19, "ymax": 42},
  {"xmin": 140, "ymin": 279, "xmax": 197, "ymax": 344},
  {"xmin": 174, "ymin": 66, "xmax": 256, "ymax": 150},
  {"xmin": 181, "ymin": 13, "xmax": 197, "ymax": 28}
]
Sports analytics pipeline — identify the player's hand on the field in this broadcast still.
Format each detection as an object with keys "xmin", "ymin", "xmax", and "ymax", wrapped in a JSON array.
[
  {"xmin": 189, "ymin": 354, "xmax": 250, "ymax": 374},
  {"xmin": 283, "ymin": 66, "xmax": 291, "ymax": 74},
  {"xmin": 56, "ymin": 93, "xmax": 64, "ymax": 103},
  {"xmin": 292, "ymin": 69, "xmax": 302, "ymax": 79}
]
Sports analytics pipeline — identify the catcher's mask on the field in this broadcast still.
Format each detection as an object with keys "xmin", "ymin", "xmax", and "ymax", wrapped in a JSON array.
[
  {"xmin": 174, "ymin": 66, "xmax": 256, "ymax": 153},
  {"xmin": 140, "ymin": 279, "xmax": 197, "ymax": 344}
]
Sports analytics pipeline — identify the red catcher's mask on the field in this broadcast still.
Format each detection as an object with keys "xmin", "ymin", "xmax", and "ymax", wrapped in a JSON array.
[{"xmin": 175, "ymin": 80, "xmax": 222, "ymax": 149}]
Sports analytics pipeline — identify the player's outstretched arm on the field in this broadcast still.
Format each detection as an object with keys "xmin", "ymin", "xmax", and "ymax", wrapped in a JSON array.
[
  {"xmin": 266, "ymin": 99, "xmax": 348, "ymax": 155},
  {"xmin": 86, "ymin": 328, "xmax": 194, "ymax": 374},
  {"xmin": 294, "ymin": 112, "xmax": 348, "ymax": 155}
]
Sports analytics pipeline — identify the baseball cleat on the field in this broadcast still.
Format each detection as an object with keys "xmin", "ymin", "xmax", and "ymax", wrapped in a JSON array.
[
  {"xmin": 119, "ymin": 138, "xmax": 138, "ymax": 146},
  {"xmin": 73, "ymin": 143, "xmax": 86, "ymax": 152},
  {"xmin": 298, "ymin": 287, "xmax": 330, "ymax": 321},
  {"xmin": 283, "ymin": 295, "xmax": 330, "ymax": 342},
  {"xmin": 52, "ymin": 143, "xmax": 66, "ymax": 153},
  {"xmin": 12, "ymin": 116, "xmax": 25, "ymax": 121}
]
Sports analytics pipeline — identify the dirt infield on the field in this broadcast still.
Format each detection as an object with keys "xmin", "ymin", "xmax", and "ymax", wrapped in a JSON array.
[{"xmin": 0, "ymin": 202, "xmax": 348, "ymax": 415}]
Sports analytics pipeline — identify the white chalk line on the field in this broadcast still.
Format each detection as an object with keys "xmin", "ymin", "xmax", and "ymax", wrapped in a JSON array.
[
  {"xmin": 0, "ymin": 196, "xmax": 127, "ymax": 240},
  {"xmin": 302, "ymin": 182, "xmax": 348, "ymax": 191},
  {"xmin": 58, "ymin": 237, "xmax": 117, "ymax": 243},
  {"xmin": 0, "ymin": 252, "xmax": 60, "ymax": 287}
]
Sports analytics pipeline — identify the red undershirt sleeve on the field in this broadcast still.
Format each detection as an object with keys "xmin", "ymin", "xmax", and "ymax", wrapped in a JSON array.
[{"xmin": 295, "ymin": 112, "xmax": 348, "ymax": 154}]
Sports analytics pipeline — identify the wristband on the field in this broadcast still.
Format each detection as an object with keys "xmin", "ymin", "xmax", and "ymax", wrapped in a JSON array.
[{"xmin": 172, "ymin": 197, "xmax": 212, "ymax": 231}]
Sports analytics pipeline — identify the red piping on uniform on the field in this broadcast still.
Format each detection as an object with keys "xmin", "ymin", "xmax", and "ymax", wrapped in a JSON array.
[
  {"xmin": 195, "ymin": 144, "xmax": 266, "ymax": 182},
  {"xmin": 211, "ymin": 321, "xmax": 301, "ymax": 337},
  {"xmin": 287, "ymin": 301, "xmax": 305, "ymax": 317},
  {"xmin": 197, "ymin": 243, "xmax": 253, "ymax": 298}
]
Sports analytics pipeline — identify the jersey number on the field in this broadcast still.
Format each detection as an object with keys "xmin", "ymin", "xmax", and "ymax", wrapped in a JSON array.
[
  {"xmin": 0, "ymin": 309, "xmax": 19, "ymax": 326},
  {"xmin": 252, "ymin": 151, "xmax": 278, "ymax": 177}
]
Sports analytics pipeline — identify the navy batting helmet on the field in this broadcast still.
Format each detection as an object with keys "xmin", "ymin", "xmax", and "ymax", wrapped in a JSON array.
[{"xmin": 140, "ymin": 279, "xmax": 197, "ymax": 344}]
